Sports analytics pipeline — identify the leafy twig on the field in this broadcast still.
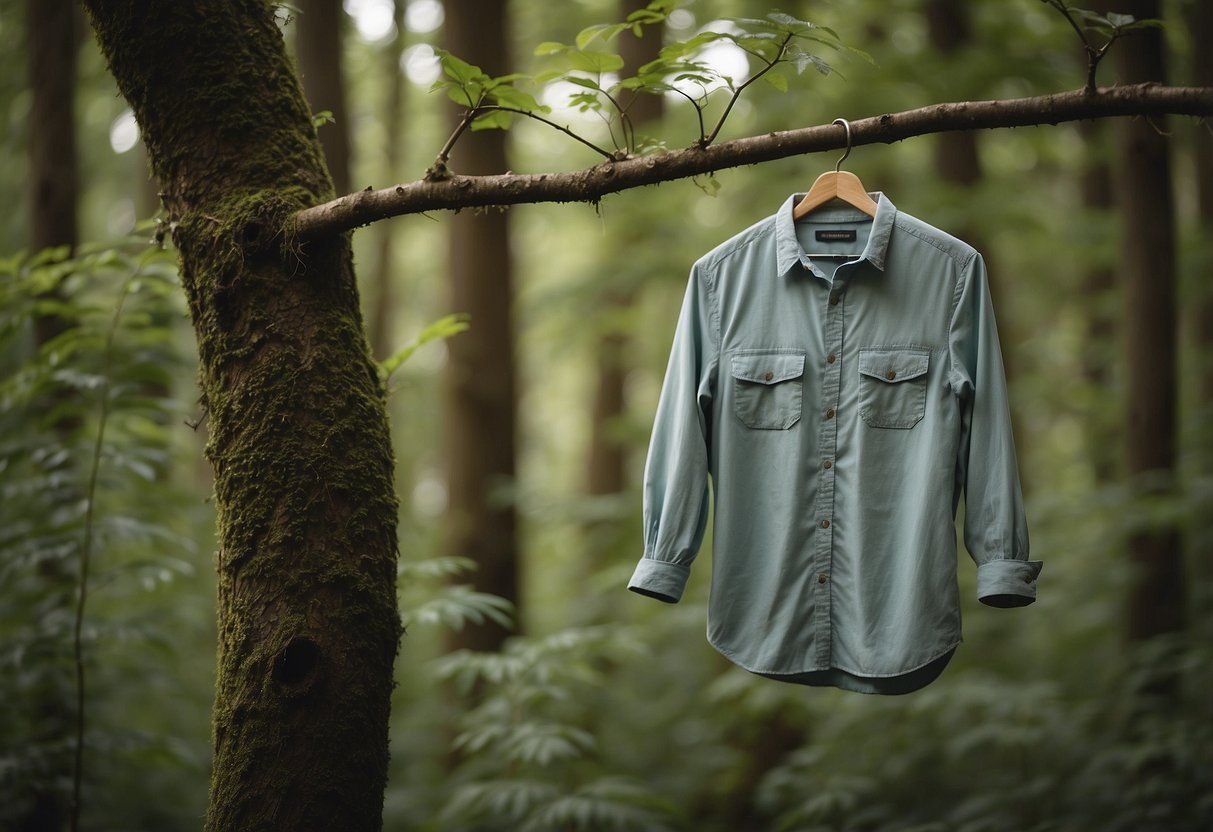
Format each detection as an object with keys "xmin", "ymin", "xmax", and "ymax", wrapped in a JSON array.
[
  {"xmin": 701, "ymin": 32, "xmax": 795, "ymax": 148},
  {"xmin": 1041, "ymin": 1, "xmax": 1164, "ymax": 95}
]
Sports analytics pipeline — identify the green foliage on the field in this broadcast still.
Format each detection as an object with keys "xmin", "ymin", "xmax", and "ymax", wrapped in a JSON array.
[
  {"xmin": 432, "ymin": 49, "xmax": 551, "ymax": 131},
  {"xmin": 431, "ymin": 626, "xmax": 681, "ymax": 831},
  {"xmin": 311, "ymin": 108, "xmax": 335, "ymax": 129},
  {"xmin": 399, "ymin": 556, "xmax": 515, "ymax": 632},
  {"xmin": 533, "ymin": 8, "xmax": 864, "ymax": 151},
  {"xmin": 0, "ymin": 235, "xmax": 210, "ymax": 829},
  {"xmin": 1040, "ymin": 0, "xmax": 1163, "ymax": 39},
  {"xmin": 430, "ymin": 3, "xmax": 866, "ymax": 163},
  {"xmin": 378, "ymin": 312, "xmax": 471, "ymax": 385},
  {"xmin": 1040, "ymin": 0, "xmax": 1165, "ymax": 90}
]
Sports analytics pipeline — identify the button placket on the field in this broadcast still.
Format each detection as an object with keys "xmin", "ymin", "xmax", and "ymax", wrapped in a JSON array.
[{"xmin": 811, "ymin": 284, "xmax": 845, "ymax": 667}]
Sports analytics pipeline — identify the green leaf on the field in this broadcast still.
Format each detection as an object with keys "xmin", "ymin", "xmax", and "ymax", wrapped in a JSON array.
[
  {"xmin": 397, "ymin": 555, "xmax": 478, "ymax": 579},
  {"xmin": 404, "ymin": 586, "xmax": 515, "ymax": 631},
  {"xmin": 767, "ymin": 11, "xmax": 813, "ymax": 29},
  {"xmin": 533, "ymin": 41, "xmax": 568, "ymax": 57},
  {"xmin": 488, "ymin": 84, "xmax": 547, "ymax": 113},
  {"xmin": 438, "ymin": 49, "xmax": 485, "ymax": 84},
  {"xmin": 576, "ymin": 22, "xmax": 627, "ymax": 50},
  {"xmin": 445, "ymin": 84, "xmax": 481, "ymax": 108},
  {"xmin": 310, "ymin": 109, "xmax": 334, "ymax": 128},
  {"xmin": 1120, "ymin": 17, "xmax": 1164, "ymax": 31},
  {"xmin": 566, "ymin": 49, "xmax": 625, "ymax": 74},
  {"xmin": 627, "ymin": 2, "xmax": 672, "ymax": 25},
  {"xmin": 563, "ymin": 75, "xmax": 602, "ymax": 91},
  {"xmin": 471, "ymin": 110, "xmax": 513, "ymax": 131},
  {"xmin": 737, "ymin": 33, "xmax": 784, "ymax": 62},
  {"xmin": 763, "ymin": 69, "xmax": 789, "ymax": 92},
  {"xmin": 378, "ymin": 313, "xmax": 470, "ymax": 381},
  {"xmin": 661, "ymin": 30, "xmax": 729, "ymax": 60},
  {"xmin": 1105, "ymin": 11, "xmax": 1135, "ymax": 27},
  {"xmin": 532, "ymin": 68, "xmax": 566, "ymax": 85},
  {"xmin": 568, "ymin": 92, "xmax": 603, "ymax": 112}
]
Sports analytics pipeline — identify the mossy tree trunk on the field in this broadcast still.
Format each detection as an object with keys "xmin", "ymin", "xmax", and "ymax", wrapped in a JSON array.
[{"xmin": 80, "ymin": 2, "xmax": 401, "ymax": 830}]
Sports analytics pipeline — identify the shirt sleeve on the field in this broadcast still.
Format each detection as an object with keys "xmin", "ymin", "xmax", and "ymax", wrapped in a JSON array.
[
  {"xmin": 628, "ymin": 264, "xmax": 719, "ymax": 603},
  {"xmin": 947, "ymin": 252, "xmax": 1042, "ymax": 607}
]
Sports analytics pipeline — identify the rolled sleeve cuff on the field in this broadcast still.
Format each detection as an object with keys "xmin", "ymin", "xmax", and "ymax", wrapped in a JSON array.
[
  {"xmin": 628, "ymin": 558, "xmax": 691, "ymax": 604},
  {"xmin": 977, "ymin": 559, "xmax": 1044, "ymax": 608}
]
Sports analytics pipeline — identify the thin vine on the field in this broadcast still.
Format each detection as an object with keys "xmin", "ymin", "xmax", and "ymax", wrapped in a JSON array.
[{"xmin": 69, "ymin": 263, "xmax": 140, "ymax": 832}]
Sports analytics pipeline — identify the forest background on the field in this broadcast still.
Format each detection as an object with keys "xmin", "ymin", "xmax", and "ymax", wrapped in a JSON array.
[{"xmin": 1, "ymin": 0, "xmax": 1211, "ymax": 830}]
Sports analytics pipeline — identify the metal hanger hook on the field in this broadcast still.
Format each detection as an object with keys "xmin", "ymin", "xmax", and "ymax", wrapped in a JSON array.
[{"xmin": 833, "ymin": 118, "xmax": 853, "ymax": 172}]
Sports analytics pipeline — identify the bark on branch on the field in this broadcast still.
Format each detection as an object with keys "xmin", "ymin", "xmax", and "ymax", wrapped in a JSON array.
[{"xmin": 294, "ymin": 83, "xmax": 1212, "ymax": 238}]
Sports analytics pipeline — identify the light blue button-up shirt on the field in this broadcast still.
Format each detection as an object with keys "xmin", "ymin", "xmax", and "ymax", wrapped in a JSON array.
[{"xmin": 629, "ymin": 193, "xmax": 1042, "ymax": 695}]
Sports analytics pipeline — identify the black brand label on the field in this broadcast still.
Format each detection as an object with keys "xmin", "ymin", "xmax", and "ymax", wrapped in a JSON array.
[{"xmin": 815, "ymin": 229, "xmax": 857, "ymax": 242}]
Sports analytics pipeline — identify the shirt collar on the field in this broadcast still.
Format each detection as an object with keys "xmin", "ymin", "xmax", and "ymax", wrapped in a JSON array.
[{"xmin": 774, "ymin": 191, "xmax": 897, "ymax": 277}]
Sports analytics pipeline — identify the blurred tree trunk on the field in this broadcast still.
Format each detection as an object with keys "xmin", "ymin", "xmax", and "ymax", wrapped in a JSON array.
[
  {"xmin": 1079, "ymin": 122, "xmax": 1118, "ymax": 483},
  {"xmin": 924, "ymin": 0, "xmax": 1028, "ymax": 485},
  {"xmin": 295, "ymin": 0, "xmax": 353, "ymax": 196},
  {"xmin": 1114, "ymin": 0, "xmax": 1185, "ymax": 649},
  {"xmin": 585, "ymin": 0, "xmax": 664, "ymax": 506},
  {"xmin": 28, "ymin": 0, "xmax": 79, "ymax": 344},
  {"xmin": 23, "ymin": 3, "xmax": 80, "ymax": 829},
  {"xmin": 368, "ymin": 0, "xmax": 406, "ymax": 361},
  {"xmin": 81, "ymin": 3, "xmax": 400, "ymax": 830},
  {"xmin": 443, "ymin": 0, "xmax": 520, "ymax": 653},
  {"xmin": 22, "ymin": 2, "xmax": 79, "ymax": 828},
  {"xmin": 1189, "ymin": 2, "xmax": 1213, "ymax": 413},
  {"xmin": 1186, "ymin": 0, "xmax": 1213, "ymax": 602},
  {"xmin": 1077, "ymin": 0, "xmax": 1118, "ymax": 483}
]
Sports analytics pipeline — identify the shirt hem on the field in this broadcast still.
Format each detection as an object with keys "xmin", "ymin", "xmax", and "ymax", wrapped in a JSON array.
[{"xmin": 707, "ymin": 633, "xmax": 963, "ymax": 682}]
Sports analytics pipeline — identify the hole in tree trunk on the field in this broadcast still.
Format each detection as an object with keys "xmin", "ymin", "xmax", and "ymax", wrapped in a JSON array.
[
  {"xmin": 273, "ymin": 636, "xmax": 320, "ymax": 686},
  {"xmin": 240, "ymin": 220, "xmax": 264, "ymax": 247}
]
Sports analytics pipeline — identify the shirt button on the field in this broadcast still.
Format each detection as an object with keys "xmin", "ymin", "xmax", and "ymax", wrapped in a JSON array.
[
  {"xmin": 885, "ymin": 370, "xmax": 896, "ymax": 380},
  {"xmin": 764, "ymin": 370, "xmax": 774, "ymax": 381},
  {"xmin": 823, "ymin": 459, "xmax": 832, "ymax": 469},
  {"xmin": 820, "ymin": 519, "xmax": 830, "ymax": 529},
  {"xmin": 827, "ymin": 353, "xmax": 837, "ymax": 364},
  {"xmin": 829, "ymin": 295, "xmax": 839, "ymax": 306},
  {"xmin": 825, "ymin": 408, "xmax": 835, "ymax": 419},
  {"xmin": 818, "ymin": 573, "xmax": 828, "ymax": 585}
]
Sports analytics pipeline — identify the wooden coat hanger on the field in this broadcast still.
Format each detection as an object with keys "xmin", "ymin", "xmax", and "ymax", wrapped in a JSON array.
[{"xmin": 793, "ymin": 118, "xmax": 878, "ymax": 220}]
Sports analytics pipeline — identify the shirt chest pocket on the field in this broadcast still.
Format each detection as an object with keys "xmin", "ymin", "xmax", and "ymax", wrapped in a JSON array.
[
  {"xmin": 730, "ymin": 351, "xmax": 805, "ymax": 430},
  {"xmin": 858, "ymin": 348, "xmax": 930, "ymax": 429}
]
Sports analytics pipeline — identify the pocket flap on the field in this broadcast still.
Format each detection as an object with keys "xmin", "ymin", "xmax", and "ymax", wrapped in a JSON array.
[
  {"xmin": 731, "ymin": 352, "xmax": 805, "ymax": 385},
  {"xmin": 859, "ymin": 348, "xmax": 930, "ymax": 383}
]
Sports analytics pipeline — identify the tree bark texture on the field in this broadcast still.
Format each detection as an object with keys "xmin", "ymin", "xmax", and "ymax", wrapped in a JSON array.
[
  {"xmin": 295, "ymin": 0, "xmax": 353, "ymax": 197},
  {"xmin": 80, "ymin": 3, "xmax": 401, "ymax": 830},
  {"xmin": 293, "ymin": 83, "xmax": 1213, "ymax": 237},
  {"xmin": 1115, "ymin": 0, "xmax": 1185, "ymax": 644},
  {"xmin": 443, "ymin": 0, "xmax": 520, "ymax": 653}
]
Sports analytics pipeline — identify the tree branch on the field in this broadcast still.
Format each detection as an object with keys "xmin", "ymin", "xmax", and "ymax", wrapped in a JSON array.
[{"xmin": 294, "ymin": 83, "xmax": 1213, "ymax": 238}]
